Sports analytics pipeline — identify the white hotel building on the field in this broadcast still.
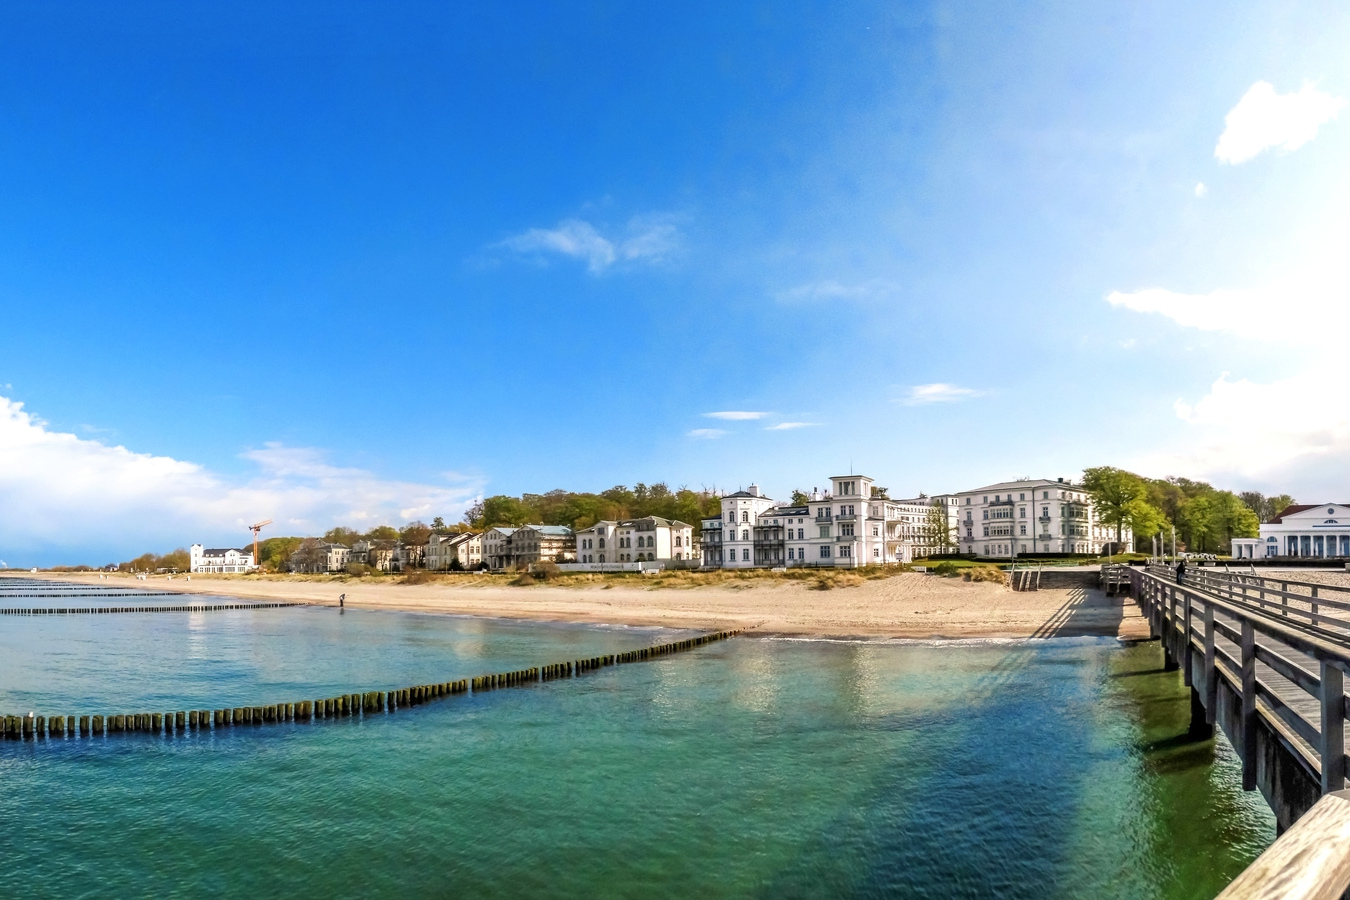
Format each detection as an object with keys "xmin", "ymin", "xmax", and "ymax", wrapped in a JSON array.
[
  {"xmin": 700, "ymin": 475, "xmax": 927, "ymax": 569},
  {"xmin": 955, "ymin": 478, "xmax": 1127, "ymax": 558},
  {"xmin": 1232, "ymin": 504, "xmax": 1350, "ymax": 559},
  {"xmin": 189, "ymin": 544, "xmax": 257, "ymax": 573}
]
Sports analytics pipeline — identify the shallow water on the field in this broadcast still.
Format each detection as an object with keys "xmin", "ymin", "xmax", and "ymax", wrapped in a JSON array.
[{"xmin": 0, "ymin": 591, "xmax": 1273, "ymax": 898}]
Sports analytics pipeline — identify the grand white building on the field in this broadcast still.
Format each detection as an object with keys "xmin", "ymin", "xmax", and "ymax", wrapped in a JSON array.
[
  {"xmin": 954, "ymin": 478, "xmax": 1128, "ymax": 558},
  {"xmin": 1232, "ymin": 503, "xmax": 1350, "ymax": 559},
  {"xmin": 189, "ymin": 545, "xmax": 256, "ymax": 573},
  {"xmin": 700, "ymin": 475, "xmax": 925, "ymax": 569}
]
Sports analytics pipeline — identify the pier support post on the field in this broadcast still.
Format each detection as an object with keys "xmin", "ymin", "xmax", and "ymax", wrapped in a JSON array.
[
  {"xmin": 1204, "ymin": 605, "xmax": 1217, "ymax": 725},
  {"xmin": 1241, "ymin": 620, "xmax": 1257, "ymax": 791},
  {"xmin": 1320, "ymin": 661, "xmax": 1346, "ymax": 794},
  {"xmin": 1188, "ymin": 686, "xmax": 1214, "ymax": 740}
]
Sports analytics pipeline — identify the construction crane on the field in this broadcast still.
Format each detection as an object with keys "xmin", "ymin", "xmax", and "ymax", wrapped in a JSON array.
[{"xmin": 249, "ymin": 519, "xmax": 273, "ymax": 571}]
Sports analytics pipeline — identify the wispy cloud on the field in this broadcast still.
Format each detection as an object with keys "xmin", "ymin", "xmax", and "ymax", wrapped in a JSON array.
[
  {"xmin": 774, "ymin": 278, "xmax": 897, "ymax": 304},
  {"xmin": 495, "ymin": 214, "xmax": 680, "ymax": 273},
  {"xmin": 899, "ymin": 383, "xmax": 985, "ymax": 406},
  {"xmin": 686, "ymin": 428, "xmax": 726, "ymax": 439},
  {"xmin": 1215, "ymin": 80, "xmax": 1345, "ymax": 165},
  {"xmin": 765, "ymin": 422, "xmax": 818, "ymax": 431},
  {"xmin": 0, "ymin": 394, "xmax": 482, "ymax": 562},
  {"xmin": 1194, "ymin": 182, "xmax": 1207, "ymax": 198},
  {"xmin": 703, "ymin": 411, "xmax": 768, "ymax": 421}
]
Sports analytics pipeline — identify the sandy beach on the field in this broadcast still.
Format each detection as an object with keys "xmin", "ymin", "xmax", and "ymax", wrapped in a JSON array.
[{"xmin": 17, "ymin": 571, "xmax": 1149, "ymax": 641}]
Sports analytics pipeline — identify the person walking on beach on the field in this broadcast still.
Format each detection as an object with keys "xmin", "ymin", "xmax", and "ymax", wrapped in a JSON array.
[
  {"xmin": 1176, "ymin": 559, "xmax": 1186, "ymax": 586},
  {"xmin": 339, "ymin": 593, "xmax": 345, "ymax": 608}
]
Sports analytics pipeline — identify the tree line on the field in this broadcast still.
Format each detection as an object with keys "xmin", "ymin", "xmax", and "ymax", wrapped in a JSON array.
[
  {"xmin": 465, "ymin": 483, "xmax": 723, "ymax": 531},
  {"xmin": 1082, "ymin": 466, "xmax": 1293, "ymax": 554}
]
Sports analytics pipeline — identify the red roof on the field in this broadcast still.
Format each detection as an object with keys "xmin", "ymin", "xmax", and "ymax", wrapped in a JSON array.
[{"xmin": 1271, "ymin": 504, "xmax": 1323, "ymax": 524}]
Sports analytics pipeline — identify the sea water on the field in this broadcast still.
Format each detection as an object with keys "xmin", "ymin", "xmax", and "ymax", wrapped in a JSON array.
[{"xmin": 0, "ymin": 599, "xmax": 1273, "ymax": 897}]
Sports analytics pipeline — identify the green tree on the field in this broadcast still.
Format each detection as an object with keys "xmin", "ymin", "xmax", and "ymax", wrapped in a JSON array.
[
  {"xmin": 1082, "ymin": 466, "xmax": 1162, "ymax": 549},
  {"xmin": 790, "ymin": 489, "xmax": 810, "ymax": 506},
  {"xmin": 322, "ymin": 527, "xmax": 362, "ymax": 547},
  {"xmin": 923, "ymin": 502, "xmax": 955, "ymax": 555},
  {"xmin": 363, "ymin": 525, "xmax": 399, "ymax": 541}
]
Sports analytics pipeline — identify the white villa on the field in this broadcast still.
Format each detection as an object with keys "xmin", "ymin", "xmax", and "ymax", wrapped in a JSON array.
[
  {"xmin": 1232, "ymin": 503, "xmax": 1350, "ymax": 559},
  {"xmin": 575, "ymin": 516, "xmax": 693, "ymax": 564},
  {"xmin": 189, "ymin": 544, "xmax": 256, "ymax": 574},
  {"xmin": 426, "ymin": 532, "xmax": 482, "ymax": 570},
  {"xmin": 954, "ymin": 478, "xmax": 1128, "ymax": 558}
]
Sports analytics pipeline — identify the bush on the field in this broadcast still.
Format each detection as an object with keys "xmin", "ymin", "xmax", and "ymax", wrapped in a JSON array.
[
  {"xmin": 932, "ymin": 561, "xmax": 962, "ymax": 577},
  {"xmin": 532, "ymin": 560, "xmax": 560, "ymax": 581},
  {"xmin": 963, "ymin": 565, "xmax": 1006, "ymax": 584},
  {"xmin": 511, "ymin": 572, "xmax": 537, "ymax": 586},
  {"xmin": 400, "ymin": 569, "xmax": 434, "ymax": 585},
  {"xmin": 344, "ymin": 563, "xmax": 372, "ymax": 577}
]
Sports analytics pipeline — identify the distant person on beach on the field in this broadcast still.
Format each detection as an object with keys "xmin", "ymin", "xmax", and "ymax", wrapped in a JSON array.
[
  {"xmin": 339, "ymin": 593, "xmax": 345, "ymax": 608},
  {"xmin": 1176, "ymin": 559, "xmax": 1186, "ymax": 585}
]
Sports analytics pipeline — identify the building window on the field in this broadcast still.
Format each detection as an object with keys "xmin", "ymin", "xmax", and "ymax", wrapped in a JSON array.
[
  {"xmin": 1020, "ymin": 525, "xmax": 1026, "ymax": 535},
  {"xmin": 742, "ymin": 529, "xmax": 749, "ymax": 541},
  {"xmin": 819, "ymin": 525, "xmax": 831, "ymax": 538},
  {"xmin": 820, "ymin": 546, "xmax": 831, "ymax": 558},
  {"xmin": 742, "ymin": 549, "xmax": 750, "ymax": 561},
  {"xmin": 741, "ymin": 512, "xmax": 748, "ymax": 522},
  {"xmin": 787, "ymin": 548, "xmax": 795, "ymax": 560}
]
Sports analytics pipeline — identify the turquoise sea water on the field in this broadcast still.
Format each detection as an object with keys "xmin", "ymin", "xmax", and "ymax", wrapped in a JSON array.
[{"xmin": 0, "ymin": 599, "xmax": 1274, "ymax": 898}]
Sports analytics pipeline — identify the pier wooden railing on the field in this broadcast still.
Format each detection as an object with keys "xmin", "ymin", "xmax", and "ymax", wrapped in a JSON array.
[{"xmin": 1125, "ymin": 564, "xmax": 1350, "ymax": 899}]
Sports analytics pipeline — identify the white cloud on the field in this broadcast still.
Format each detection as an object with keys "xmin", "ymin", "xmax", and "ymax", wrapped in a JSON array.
[
  {"xmin": 496, "ymin": 215, "xmax": 680, "ymax": 273},
  {"xmin": 0, "ymin": 395, "xmax": 481, "ymax": 563},
  {"xmin": 686, "ymin": 428, "xmax": 726, "ymax": 439},
  {"xmin": 1215, "ymin": 80, "xmax": 1345, "ymax": 165},
  {"xmin": 899, "ymin": 383, "xmax": 985, "ymax": 406},
  {"xmin": 703, "ymin": 411, "xmax": 768, "ymax": 421},
  {"xmin": 1127, "ymin": 370, "xmax": 1350, "ymax": 495},
  {"xmin": 765, "ymin": 422, "xmax": 818, "ymax": 431},
  {"xmin": 774, "ymin": 278, "xmax": 897, "ymax": 303},
  {"xmin": 1194, "ymin": 182, "xmax": 1207, "ymax": 198}
]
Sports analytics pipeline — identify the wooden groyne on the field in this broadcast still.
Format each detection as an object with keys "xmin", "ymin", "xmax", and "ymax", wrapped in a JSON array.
[
  {"xmin": 0, "ymin": 602, "xmax": 303, "ymax": 615},
  {"xmin": 0, "ymin": 630, "xmax": 741, "ymax": 741}
]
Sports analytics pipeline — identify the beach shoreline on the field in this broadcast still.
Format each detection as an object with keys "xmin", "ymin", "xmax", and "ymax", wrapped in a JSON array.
[{"xmin": 10, "ymin": 571, "xmax": 1150, "ymax": 641}]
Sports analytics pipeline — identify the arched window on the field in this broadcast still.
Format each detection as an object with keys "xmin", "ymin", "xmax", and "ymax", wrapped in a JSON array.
[
  {"xmin": 675, "ymin": 536, "xmax": 682, "ymax": 547},
  {"xmin": 741, "ymin": 512, "xmax": 748, "ymax": 522},
  {"xmin": 599, "ymin": 538, "xmax": 605, "ymax": 548},
  {"xmin": 599, "ymin": 554, "xmax": 605, "ymax": 562}
]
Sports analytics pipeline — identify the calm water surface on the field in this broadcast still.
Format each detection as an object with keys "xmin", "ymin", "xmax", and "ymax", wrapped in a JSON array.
[{"xmin": 0, "ymin": 594, "xmax": 1274, "ymax": 898}]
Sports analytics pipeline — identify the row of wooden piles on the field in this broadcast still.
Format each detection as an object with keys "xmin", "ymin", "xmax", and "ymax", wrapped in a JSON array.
[
  {"xmin": 0, "ymin": 603, "xmax": 300, "ymax": 615},
  {"xmin": 0, "ymin": 629, "xmax": 741, "ymax": 740}
]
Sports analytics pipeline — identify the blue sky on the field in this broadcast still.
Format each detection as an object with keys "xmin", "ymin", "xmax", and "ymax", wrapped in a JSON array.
[{"xmin": 1, "ymin": 1, "xmax": 1347, "ymax": 564}]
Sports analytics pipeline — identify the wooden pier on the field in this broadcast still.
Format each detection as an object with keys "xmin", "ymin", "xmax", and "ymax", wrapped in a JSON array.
[{"xmin": 1128, "ymin": 564, "xmax": 1350, "ymax": 898}]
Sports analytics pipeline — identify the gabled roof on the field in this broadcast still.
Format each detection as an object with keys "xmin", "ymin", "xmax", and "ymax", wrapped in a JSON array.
[
  {"xmin": 519, "ymin": 524, "xmax": 573, "ymax": 536},
  {"xmin": 485, "ymin": 527, "xmax": 518, "ymax": 536},
  {"xmin": 201, "ymin": 548, "xmax": 247, "ymax": 555},
  {"xmin": 1270, "ymin": 504, "xmax": 1350, "ymax": 523},
  {"xmin": 722, "ymin": 490, "xmax": 772, "ymax": 500},
  {"xmin": 960, "ymin": 479, "xmax": 1068, "ymax": 494}
]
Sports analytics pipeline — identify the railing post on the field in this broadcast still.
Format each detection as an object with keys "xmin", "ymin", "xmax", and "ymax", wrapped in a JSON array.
[
  {"xmin": 1312, "ymin": 586, "xmax": 1321, "ymax": 628},
  {"xmin": 1282, "ymin": 581, "xmax": 1288, "ymax": 618},
  {"xmin": 1321, "ymin": 661, "xmax": 1346, "ymax": 794},
  {"xmin": 1204, "ymin": 603, "xmax": 1217, "ymax": 725},
  {"xmin": 1241, "ymin": 620, "xmax": 1257, "ymax": 791},
  {"xmin": 1183, "ymin": 591, "xmax": 1193, "ymax": 687}
]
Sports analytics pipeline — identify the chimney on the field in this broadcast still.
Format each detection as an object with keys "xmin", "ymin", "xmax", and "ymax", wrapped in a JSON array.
[{"xmin": 747, "ymin": 483, "xmax": 761, "ymax": 497}]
